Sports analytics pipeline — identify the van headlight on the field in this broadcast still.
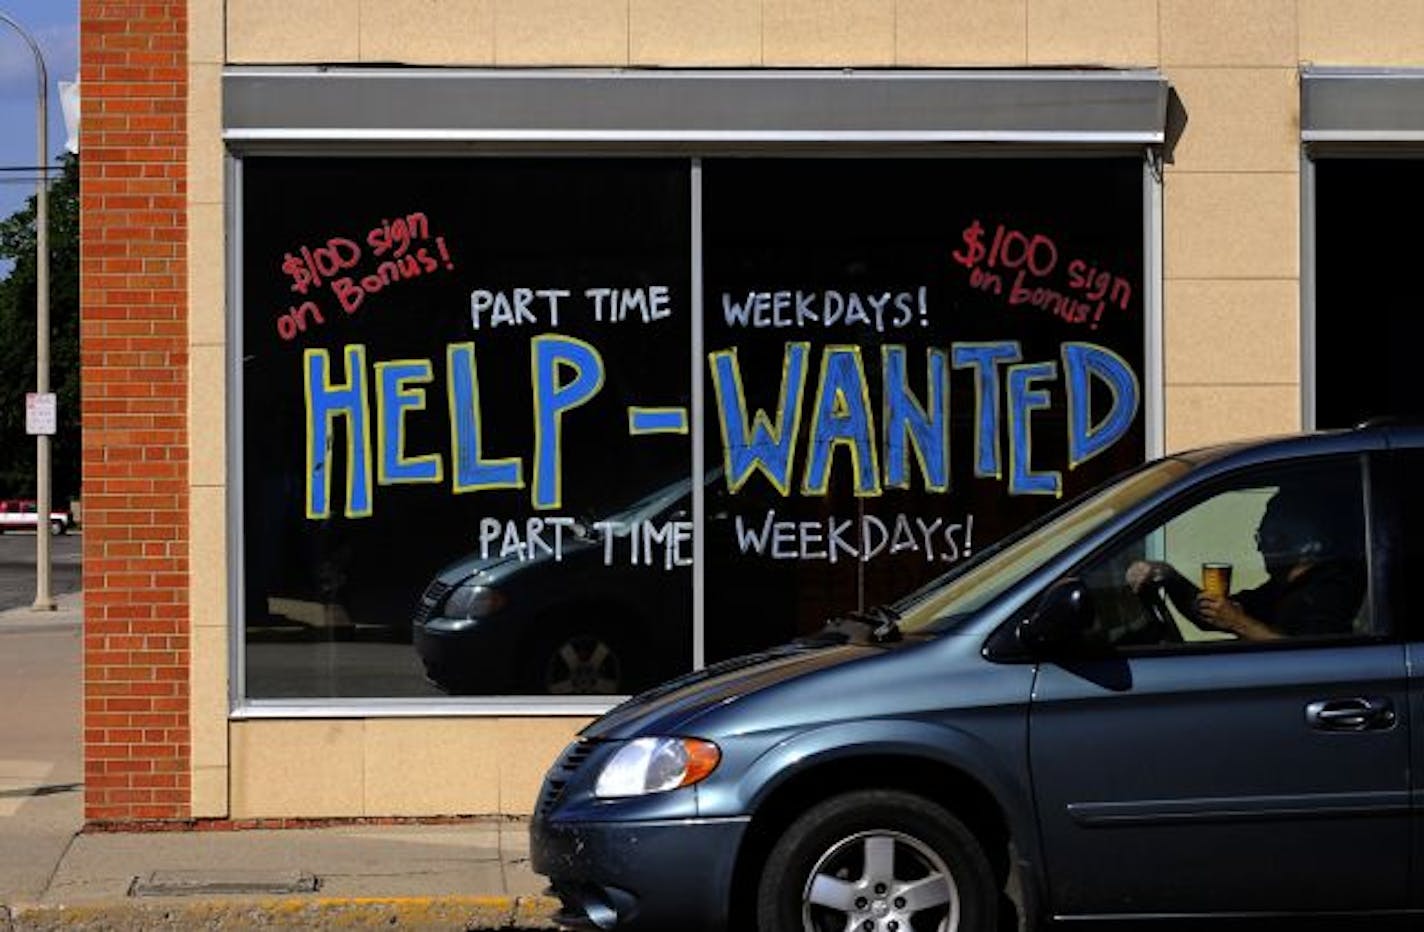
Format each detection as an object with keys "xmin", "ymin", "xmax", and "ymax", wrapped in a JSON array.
[
  {"xmin": 440, "ymin": 582, "xmax": 505, "ymax": 620},
  {"xmin": 594, "ymin": 737, "xmax": 721, "ymax": 798}
]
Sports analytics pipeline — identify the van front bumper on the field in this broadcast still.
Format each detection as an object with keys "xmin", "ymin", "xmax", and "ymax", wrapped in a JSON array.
[{"xmin": 530, "ymin": 814, "xmax": 748, "ymax": 931}]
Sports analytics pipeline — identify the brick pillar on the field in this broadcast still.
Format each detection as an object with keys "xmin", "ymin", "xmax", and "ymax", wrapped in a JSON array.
[{"xmin": 79, "ymin": 0, "xmax": 190, "ymax": 822}]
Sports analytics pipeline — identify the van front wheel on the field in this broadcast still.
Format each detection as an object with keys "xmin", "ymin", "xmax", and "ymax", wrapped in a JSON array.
[{"xmin": 757, "ymin": 789, "xmax": 996, "ymax": 932}]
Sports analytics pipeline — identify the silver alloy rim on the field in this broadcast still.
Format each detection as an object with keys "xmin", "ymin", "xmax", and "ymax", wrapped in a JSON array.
[
  {"xmin": 801, "ymin": 829, "xmax": 959, "ymax": 932},
  {"xmin": 544, "ymin": 634, "xmax": 622, "ymax": 694}
]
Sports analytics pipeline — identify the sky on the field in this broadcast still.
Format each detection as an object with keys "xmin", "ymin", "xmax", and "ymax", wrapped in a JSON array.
[{"xmin": 0, "ymin": 0, "xmax": 78, "ymax": 231}]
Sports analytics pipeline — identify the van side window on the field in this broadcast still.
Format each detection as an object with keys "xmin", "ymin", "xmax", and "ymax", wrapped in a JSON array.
[
  {"xmin": 1072, "ymin": 459, "xmax": 1372, "ymax": 650},
  {"xmin": 1386, "ymin": 449, "xmax": 1424, "ymax": 634}
]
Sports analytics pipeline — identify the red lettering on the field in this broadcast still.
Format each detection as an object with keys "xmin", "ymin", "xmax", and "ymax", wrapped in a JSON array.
[
  {"xmin": 276, "ymin": 314, "xmax": 298, "ymax": 341},
  {"xmin": 1109, "ymin": 278, "xmax": 1132, "ymax": 311},
  {"xmin": 311, "ymin": 238, "xmax": 362, "ymax": 277},
  {"xmin": 987, "ymin": 224, "xmax": 1006, "ymax": 268},
  {"xmin": 275, "ymin": 300, "xmax": 327, "ymax": 342},
  {"xmin": 1009, "ymin": 269, "xmax": 1033, "ymax": 305},
  {"xmin": 366, "ymin": 212, "xmax": 432, "ymax": 259},
  {"xmin": 286, "ymin": 215, "xmax": 454, "ymax": 324},
  {"xmin": 281, "ymin": 253, "xmax": 317, "ymax": 295},
  {"xmin": 332, "ymin": 277, "xmax": 365, "ymax": 314},
  {"xmin": 959, "ymin": 224, "xmax": 1132, "ymax": 329},
  {"xmin": 969, "ymin": 265, "xmax": 1002, "ymax": 295},
  {"xmin": 999, "ymin": 231, "xmax": 1030, "ymax": 270},
  {"xmin": 977, "ymin": 223, "xmax": 1059, "ymax": 277},
  {"xmin": 1026, "ymin": 235, "xmax": 1058, "ymax": 276}
]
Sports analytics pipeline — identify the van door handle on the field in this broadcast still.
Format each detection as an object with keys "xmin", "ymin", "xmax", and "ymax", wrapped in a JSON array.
[{"xmin": 1305, "ymin": 697, "xmax": 1395, "ymax": 732}]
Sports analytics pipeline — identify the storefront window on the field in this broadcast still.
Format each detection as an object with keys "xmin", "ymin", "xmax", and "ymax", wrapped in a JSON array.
[
  {"xmin": 701, "ymin": 158, "xmax": 1146, "ymax": 661},
  {"xmin": 241, "ymin": 158, "xmax": 692, "ymax": 698},
  {"xmin": 237, "ymin": 154, "xmax": 1147, "ymax": 702},
  {"xmin": 1314, "ymin": 158, "xmax": 1424, "ymax": 428}
]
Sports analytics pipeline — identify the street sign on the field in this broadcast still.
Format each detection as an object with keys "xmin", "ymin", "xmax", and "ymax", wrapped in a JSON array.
[{"xmin": 25, "ymin": 392, "xmax": 56, "ymax": 436}]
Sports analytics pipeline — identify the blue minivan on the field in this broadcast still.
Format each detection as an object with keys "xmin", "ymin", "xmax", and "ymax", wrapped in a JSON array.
[{"xmin": 531, "ymin": 425, "xmax": 1424, "ymax": 930}]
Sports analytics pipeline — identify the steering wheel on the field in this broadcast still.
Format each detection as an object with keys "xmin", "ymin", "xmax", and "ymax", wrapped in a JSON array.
[{"xmin": 1135, "ymin": 578, "xmax": 1183, "ymax": 644}]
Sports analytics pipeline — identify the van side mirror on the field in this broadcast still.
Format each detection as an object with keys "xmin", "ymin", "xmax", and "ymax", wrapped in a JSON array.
[{"xmin": 1017, "ymin": 578, "xmax": 1093, "ymax": 654}]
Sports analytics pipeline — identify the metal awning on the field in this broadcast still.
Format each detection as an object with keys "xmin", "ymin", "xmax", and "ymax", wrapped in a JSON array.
[
  {"xmin": 223, "ymin": 67, "xmax": 1167, "ymax": 146},
  {"xmin": 1302, "ymin": 67, "xmax": 1424, "ymax": 143}
]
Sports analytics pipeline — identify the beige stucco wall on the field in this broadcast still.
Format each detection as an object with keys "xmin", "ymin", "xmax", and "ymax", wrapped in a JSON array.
[
  {"xmin": 189, "ymin": 0, "xmax": 1424, "ymax": 818},
  {"xmin": 229, "ymin": 718, "xmax": 583, "ymax": 816},
  {"xmin": 189, "ymin": 0, "xmax": 227, "ymax": 818}
]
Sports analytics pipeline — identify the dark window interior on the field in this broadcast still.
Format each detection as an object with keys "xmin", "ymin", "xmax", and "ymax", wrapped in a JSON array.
[
  {"xmin": 1315, "ymin": 158, "xmax": 1424, "ymax": 428},
  {"xmin": 239, "ymin": 155, "xmax": 1148, "ymax": 700}
]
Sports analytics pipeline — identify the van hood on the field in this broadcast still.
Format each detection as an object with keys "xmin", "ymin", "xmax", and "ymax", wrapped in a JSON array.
[
  {"xmin": 435, "ymin": 534, "xmax": 602, "ymax": 585},
  {"xmin": 583, "ymin": 640, "xmax": 888, "ymax": 740}
]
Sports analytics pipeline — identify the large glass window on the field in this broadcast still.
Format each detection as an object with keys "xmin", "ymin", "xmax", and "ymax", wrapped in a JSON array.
[
  {"xmin": 241, "ymin": 158, "xmax": 692, "ymax": 698},
  {"xmin": 1315, "ymin": 158, "xmax": 1424, "ymax": 428},
  {"xmin": 700, "ymin": 158, "xmax": 1146, "ymax": 661},
  {"xmin": 237, "ymin": 155, "xmax": 1149, "ymax": 702}
]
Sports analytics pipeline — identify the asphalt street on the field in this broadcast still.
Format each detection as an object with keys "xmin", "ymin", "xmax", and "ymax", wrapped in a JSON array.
[{"xmin": 0, "ymin": 532, "xmax": 81, "ymax": 613}]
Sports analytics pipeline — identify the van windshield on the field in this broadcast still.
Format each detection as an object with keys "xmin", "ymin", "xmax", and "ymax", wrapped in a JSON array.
[{"xmin": 895, "ymin": 459, "xmax": 1193, "ymax": 634}]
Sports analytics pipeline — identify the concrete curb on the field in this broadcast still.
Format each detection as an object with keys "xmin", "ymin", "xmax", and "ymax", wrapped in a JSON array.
[{"xmin": 3, "ymin": 895, "xmax": 560, "ymax": 930}]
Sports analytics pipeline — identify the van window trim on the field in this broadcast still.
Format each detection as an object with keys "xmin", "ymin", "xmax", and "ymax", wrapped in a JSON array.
[{"xmin": 996, "ymin": 451, "xmax": 1394, "ymax": 661}]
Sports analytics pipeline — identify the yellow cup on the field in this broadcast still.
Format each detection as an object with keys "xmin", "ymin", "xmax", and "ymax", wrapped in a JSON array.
[{"xmin": 1201, "ymin": 562, "xmax": 1232, "ymax": 599}]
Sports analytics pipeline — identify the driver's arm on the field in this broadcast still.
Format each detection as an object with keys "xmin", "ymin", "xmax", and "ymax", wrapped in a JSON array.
[
  {"xmin": 1195, "ymin": 593, "xmax": 1281, "ymax": 641},
  {"xmin": 1125, "ymin": 560, "xmax": 1205, "ymax": 625}
]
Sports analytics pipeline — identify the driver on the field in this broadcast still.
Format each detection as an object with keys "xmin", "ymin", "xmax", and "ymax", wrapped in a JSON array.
[{"xmin": 1125, "ymin": 485, "xmax": 1365, "ymax": 641}]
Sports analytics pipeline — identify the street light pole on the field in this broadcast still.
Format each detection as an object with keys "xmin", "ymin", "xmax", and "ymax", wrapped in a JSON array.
[{"xmin": 0, "ymin": 10, "xmax": 54, "ymax": 611}]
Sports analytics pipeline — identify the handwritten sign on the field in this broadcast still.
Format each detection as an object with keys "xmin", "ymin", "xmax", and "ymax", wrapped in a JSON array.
[
  {"xmin": 299, "ymin": 333, "xmax": 1137, "ymax": 523},
  {"xmin": 721, "ymin": 288, "xmax": 929, "ymax": 331},
  {"xmin": 274, "ymin": 212, "xmax": 456, "ymax": 341},
  {"xmin": 469, "ymin": 285, "xmax": 673, "ymax": 329},
  {"xmin": 243, "ymin": 156, "xmax": 1146, "ymax": 593},
  {"xmin": 952, "ymin": 219, "xmax": 1133, "ymax": 329}
]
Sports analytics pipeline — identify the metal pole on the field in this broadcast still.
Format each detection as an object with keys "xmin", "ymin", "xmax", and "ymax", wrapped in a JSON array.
[{"xmin": 0, "ymin": 11, "xmax": 54, "ymax": 611}]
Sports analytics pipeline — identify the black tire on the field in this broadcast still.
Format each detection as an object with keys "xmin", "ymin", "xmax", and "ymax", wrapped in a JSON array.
[
  {"xmin": 50, "ymin": 520, "xmax": 66, "ymax": 536},
  {"xmin": 757, "ymin": 789, "xmax": 997, "ymax": 932}
]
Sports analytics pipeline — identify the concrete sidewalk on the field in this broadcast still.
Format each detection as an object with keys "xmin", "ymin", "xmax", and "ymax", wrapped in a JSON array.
[
  {"xmin": 4, "ymin": 820, "xmax": 559, "ymax": 930},
  {"xmin": 0, "ymin": 594, "xmax": 560, "ymax": 930}
]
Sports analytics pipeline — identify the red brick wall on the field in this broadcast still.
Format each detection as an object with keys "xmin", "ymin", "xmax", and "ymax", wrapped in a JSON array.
[{"xmin": 79, "ymin": 0, "xmax": 190, "ymax": 822}]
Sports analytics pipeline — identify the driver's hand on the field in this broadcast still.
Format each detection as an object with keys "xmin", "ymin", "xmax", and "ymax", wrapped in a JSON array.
[
  {"xmin": 1125, "ymin": 560, "xmax": 1173, "ymax": 593},
  {"xmin": 1195, "ymin": 593, "xmax": 1250, "ymax": 635}
]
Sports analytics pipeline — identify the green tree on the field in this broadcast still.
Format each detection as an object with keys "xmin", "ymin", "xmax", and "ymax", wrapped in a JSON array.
[{"xmin": 0, "ymin": 153, "xmax": 80, "ymax": 503}]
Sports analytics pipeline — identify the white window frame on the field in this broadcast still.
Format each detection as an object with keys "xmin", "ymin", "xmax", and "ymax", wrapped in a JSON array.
[{"xmin": 224, "ymin": 68, "xmax": 1168, "ymax": 718}]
